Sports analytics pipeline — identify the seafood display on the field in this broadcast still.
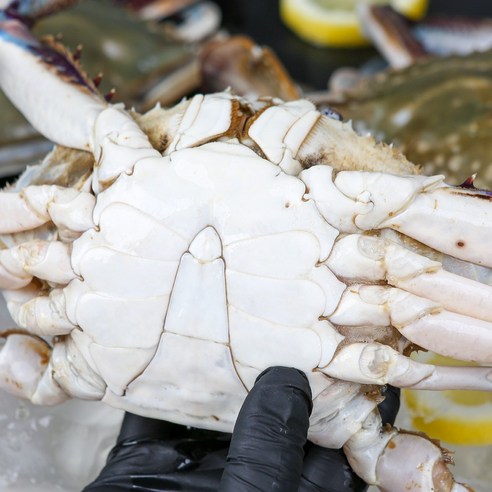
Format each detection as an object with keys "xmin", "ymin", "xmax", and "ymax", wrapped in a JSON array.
[
  {"xmin": 319, "ymin": 6, "xmax": 492, "ymax": 189},
  {"xmin": 1, "ymin": 3, "xmax": 492, "ymax": 490}
]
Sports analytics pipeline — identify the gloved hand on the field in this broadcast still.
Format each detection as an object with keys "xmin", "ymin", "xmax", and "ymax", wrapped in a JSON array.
[{"xmin": 84, "ymin": 367, "xmax": 400, "ymax": 492}]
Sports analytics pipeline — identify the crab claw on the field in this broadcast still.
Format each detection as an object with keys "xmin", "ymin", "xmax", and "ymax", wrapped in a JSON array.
[
  {"xmin": 0, "ymin": 10, "xmax": 105, "ymax": 150},
  {"xmin": 2, "ymin": 1, "xmax": 82, "ymax": 23},
  {"xmin": 0, "ymin": 10, "xmax": 159, "ymax": 191}
]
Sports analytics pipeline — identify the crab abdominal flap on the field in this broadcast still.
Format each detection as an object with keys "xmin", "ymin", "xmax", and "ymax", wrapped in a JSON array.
[
  {"xmin": 165, "ymin": 229, "xmax": 228, "ymax": 344},
  {"xmin": 105, "ymin": 333, "xmax": 247, "ymax": 432}
]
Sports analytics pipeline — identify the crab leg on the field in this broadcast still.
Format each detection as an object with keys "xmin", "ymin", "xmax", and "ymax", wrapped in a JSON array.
[
  {"xmin": 302, "ymin": 165, "xmax": 492, "ymax": 268},
  {"xmin": 330, "ymin": 284, "xmax": 492, "ymax": 364},
  {"xmin": 0, "ymin": 331, "xmax": 67, "ymax": 404},
  {"xmin": 0, "ymin": 240, "xmax": 76, "ymax": 289},
  {"xmin": 320, "ymin": 342, "xmax": 492, "ymax": 391},
  {"xmin": 344, "ymin": 410, "xmax": 471, "ymax": 492},
  {"xmin": 326, "ymin": 233, "xmax": 492, "ymax": 323},
  {"xmin": 1, "ymin": 1, "xmax": 82, "ymax": 21},
  {"xmin": 0, "ymin": 329, "xmax": 105, "ymax": 404},
  {"xmin": 0, "ymin": 185, "xmax": 95, "ymax": 235},
  {"xmin": 0, "ymin": 12, "xmax": 159, "ymax": 193},
  {"xmin": 3, "ymin": 286, "xmax": 75, "ymax": 336}
]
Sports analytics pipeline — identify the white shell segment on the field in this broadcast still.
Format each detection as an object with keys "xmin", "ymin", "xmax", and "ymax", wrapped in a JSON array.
[
  {"xmin": 228, "ymin": 306, "xmax": 322, "ymax": 373},
  {"xmin": 224, "ymin": 231, "xmax": 320, "ymax": 278},
  {"xmin": 233, "ymin": 362, "xmax": 262, "ymax": 390},
  {"xmin": 93, "ymin": 142, "xmax": 338, "ymax": 259},
  {"xmin": 311, "ymin": 320, "xmax": 345, "ymax": 368},
  {"xmin": 93, "ymin": 154, "xmax": 212, "ymax": 241},
  {"xmin": 66, "ymin": 280, "xmax": 167, "ymax": 349},
  {"xmin": 165, "ymin": 252, "xmax": 228, "ymax": 344},
  {"xmin": 167, "ymin": 93, "xmax": 234, "ymax": 153},
  {"xmin": 89, "ymin": 343, "xmax": 154, "ymax": 396},
  {"xmin": 226, "ymin": 270, "xmax": 325, "ymax": 327},
  {"xmin": 98, "ymin": 203, "xmax": 189, "ymax": 258},
  {"xmin": 77, "ymin": 247, "xmax": 178, "ymax": 298},
  {"xmin": 188, "ymin": 226, "xmax": 222, "ymax": 262},
  {"xmin": 116, "ymin": 332, "xmax": 247, "ymax": 429},
  {"xmin": 309, "ymin": 265, "xmax": 346, "ymax": 316},
  {"xmin": 247, "ymin": 100, "xmax": 316, "ymax": 165},
  {"xmin": 72, "ymin": 202, "xmax": 188, "ymax": 268}
]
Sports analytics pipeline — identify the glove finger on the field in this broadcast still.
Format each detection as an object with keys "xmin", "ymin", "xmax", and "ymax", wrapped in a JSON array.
[
  {"xmin": 378, "ymin": 385, "xmax": 400, "ymax": 427},
  {"xmin": 219, "ymin": 366, "xmax": 313, "ymax": 492},
  {"xmin": 299, "ymin": 443, "xmax": 367, "ymax": 492},
  {"xmin": 116, "ymin": 412, "xmax": 229, "ymax": 443},
  {"xmin": 84, "ymin": 413, "xmax": 231, "ymax": 492}
]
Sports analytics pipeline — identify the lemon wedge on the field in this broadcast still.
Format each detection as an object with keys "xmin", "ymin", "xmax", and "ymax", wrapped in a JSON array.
[
  {"xmin": 404, "ymin": 353, "xmax": 492, "ymax": 446},
  {"xmin": 280, "ymin": 0, "xmax": 428, "ymax": 47}
]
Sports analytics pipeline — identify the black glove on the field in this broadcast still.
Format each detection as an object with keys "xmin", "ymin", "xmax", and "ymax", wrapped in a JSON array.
[{"xmin": 84, "ymin": 367, "xmax": 400, "ymax": 492}]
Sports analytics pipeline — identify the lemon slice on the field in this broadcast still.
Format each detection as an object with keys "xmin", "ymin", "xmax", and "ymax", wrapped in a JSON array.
[
  {"xmin": 404, "ymin": 353, "xmax": 492, "ymax": 446},
  {"xmin": 280, "ymin": 0, "xmax": 428, "ymax": 47}
]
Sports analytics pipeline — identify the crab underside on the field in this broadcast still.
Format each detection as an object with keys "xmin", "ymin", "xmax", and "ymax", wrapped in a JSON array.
[{"xmin": 1, "ymin": 5, "xmax": 492, "ymax": 492}]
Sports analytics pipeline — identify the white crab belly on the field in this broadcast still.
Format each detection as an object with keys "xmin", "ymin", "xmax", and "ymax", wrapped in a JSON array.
[{"xmin": 64, "ymin": 141, "xmax": 351, "ymax": 434}]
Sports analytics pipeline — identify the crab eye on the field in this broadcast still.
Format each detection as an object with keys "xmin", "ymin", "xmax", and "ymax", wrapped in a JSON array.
[{"xmin": 319, "ymin": 106, "xmax": 343, "ymax": 121}]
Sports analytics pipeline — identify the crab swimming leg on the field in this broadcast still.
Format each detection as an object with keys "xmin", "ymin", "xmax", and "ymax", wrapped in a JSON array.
[{"xmin": 0, "ymin": 9, "xmax": 160, "ymax": 194}]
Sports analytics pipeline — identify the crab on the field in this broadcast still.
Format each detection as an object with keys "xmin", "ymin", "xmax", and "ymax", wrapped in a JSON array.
[
  {"xmin": 1, "ymin": 6, "xmax": 492, "ymax": 492},
  {"xmin": 0, "ymin": 0, "xmax": 299, "ymax": 181}
]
